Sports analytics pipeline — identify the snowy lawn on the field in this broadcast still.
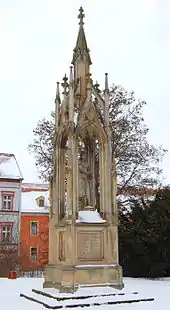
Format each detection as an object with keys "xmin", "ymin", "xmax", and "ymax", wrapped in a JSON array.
[{"xmin": 0, "ymin": 277, "xmax": 169, "ymax": 309}]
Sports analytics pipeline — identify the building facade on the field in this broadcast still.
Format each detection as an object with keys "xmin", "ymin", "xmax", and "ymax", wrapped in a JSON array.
[
  {"xmin": 0, "ymin": 153, "xmax": 23, "ymax": 275},
  {"xmin": 20, "ymin": 183, "xmax": 49, "ymax": 272}
]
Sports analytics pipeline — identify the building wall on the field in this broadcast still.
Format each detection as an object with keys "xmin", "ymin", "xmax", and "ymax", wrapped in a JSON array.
[
  {"xmin": 20, "ymin": 213, "xmax": 49, "ymax": 271},
  {"xmin": 0, "ymin": 180, "xmax": 22, "ymax": 246},
  {"xmin": 0, "ymin": 180, "xmax": 22, "ymax": 211}
]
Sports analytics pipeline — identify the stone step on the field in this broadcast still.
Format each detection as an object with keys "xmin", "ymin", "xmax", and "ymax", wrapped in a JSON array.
[
  {"xmin": 32, "ymin": 288, "xmax": 139, "ymax": 301},
  {"xmin": 20, "ymin": 290, "xmax": 154, "ymax": 309}
]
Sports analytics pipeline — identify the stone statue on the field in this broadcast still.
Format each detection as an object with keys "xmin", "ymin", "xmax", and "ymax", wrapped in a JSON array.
[{"xmin": 79, "ymin": 151, "xmax": 92, "ymax": 208}]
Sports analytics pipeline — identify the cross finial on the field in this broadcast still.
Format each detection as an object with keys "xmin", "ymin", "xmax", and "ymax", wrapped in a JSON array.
[
  {"xmin": 94, "ymin": 81, "xmax": 101, "ymax": 93},
  {"xmin": 78, "ymin": 6, "xmax": 85, "ymax": 26}
]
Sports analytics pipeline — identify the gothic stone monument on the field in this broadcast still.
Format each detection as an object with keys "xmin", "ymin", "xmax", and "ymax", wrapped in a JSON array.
[{"xmin": 43, "ymin": 7, "xmax": 123, "ymax": 292}]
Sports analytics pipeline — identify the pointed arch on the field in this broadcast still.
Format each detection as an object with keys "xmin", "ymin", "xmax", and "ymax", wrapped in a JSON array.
[
  {"xmin": 77, "ymin": 100, "xmax": 107, "ymax": 144},
  {"xmin": 76, "ymin": 101, "xmax": 110, "ymax": 215},
  {"xmin": 55, "ymin": 125, "xmax": 68, "ymax": 221}
]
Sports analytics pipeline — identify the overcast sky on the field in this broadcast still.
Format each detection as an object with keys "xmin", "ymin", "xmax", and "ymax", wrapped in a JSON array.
[{"xmin": 0, "ymin": 0, "xmax": 170, "ymax": 184}]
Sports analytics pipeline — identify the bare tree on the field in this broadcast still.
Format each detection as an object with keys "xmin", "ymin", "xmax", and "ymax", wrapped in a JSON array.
[
  {"xmin": 0, "ymin": 231, "xmax": 19, "ymax": 277},
  {"xmin": 28, "ymin": 84, "xmax": 166, "ymax": 194}
]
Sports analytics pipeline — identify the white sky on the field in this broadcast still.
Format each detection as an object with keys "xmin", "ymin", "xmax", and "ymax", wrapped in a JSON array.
[{"xmin": 0, "ymin": 0, "xmax": 170, "ymax": 184}]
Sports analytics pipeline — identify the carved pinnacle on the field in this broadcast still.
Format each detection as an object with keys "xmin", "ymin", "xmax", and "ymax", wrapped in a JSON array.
[{"xmin": 61, "ymin": 74, "xmax": 69, "ymax": 95}]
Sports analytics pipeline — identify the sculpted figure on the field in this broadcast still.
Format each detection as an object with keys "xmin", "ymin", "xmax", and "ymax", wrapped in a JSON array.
[{"xmin": 79, "ymin": 151, "xmax": 92, "ymax": 209}]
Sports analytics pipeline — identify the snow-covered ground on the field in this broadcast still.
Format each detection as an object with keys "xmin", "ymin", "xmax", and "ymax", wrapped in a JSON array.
[{"xmin": 1, "ymin": 277, "xmax": 169, "ymax": 309}]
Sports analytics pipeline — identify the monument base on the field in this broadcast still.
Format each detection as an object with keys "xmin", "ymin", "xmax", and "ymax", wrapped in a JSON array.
[{"xmin": 43, "ymin": 263, "xmax": 123, "ymax": 293}]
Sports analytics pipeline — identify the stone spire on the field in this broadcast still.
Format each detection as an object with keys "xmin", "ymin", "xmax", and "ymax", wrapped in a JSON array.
[
  {"xmin": 55, "ymin": 81, "xmax": 60, "ymax": 101},
  {"xmin": 72, "ymin": 7, "xmax": 92, "ymax": 106},
  {"xmin": 68, "ymin": 66, "xmax": 74, "ymax": 122},
  {"xmin": 72, "ymin": 7, "xmax": 92, "ymax": 66},
  {"xmin": 104, "ymin": 73, "xmax": 109, "ymax": 94},
  {"xmin": 104, "ymin": 73, "xmax": 110, "ymax": 127},
  {"xmin": 54, "ymin": 82, "xmax": 60, "ymax": 131}
]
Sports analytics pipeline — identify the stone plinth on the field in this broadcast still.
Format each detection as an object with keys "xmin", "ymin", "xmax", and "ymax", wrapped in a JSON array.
[
  {"xmin": 44, "ymin": 264, "xmax": 123, "ymax": 293},
  {"xmin": 43, "ymin": 218, "xmax": 123, "ymax": 292}
]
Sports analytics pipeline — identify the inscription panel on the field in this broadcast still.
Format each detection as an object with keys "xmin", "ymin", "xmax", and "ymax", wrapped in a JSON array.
[{"xmin": 78, "ymin": 231, "xmax": 103, "ymax": 261}]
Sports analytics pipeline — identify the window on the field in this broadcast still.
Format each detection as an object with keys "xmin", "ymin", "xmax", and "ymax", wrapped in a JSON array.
[
  {"xmin": 30, "ymin": 221, "xmax": 38, "ymax": 235},
  {"xmin": 30, "ymin": 247, "xmax": 38, "ymax": 262},
  {"xmin": 2, "ymin": 192, "xmax": 14, "ymax": 211},
  {"xmin": 38, "ymin": 198, "xmax": 44, "ymax": 207},
  {"xmin": 0, "ymin": 224, "xmax": 13, "ymax": 243}
]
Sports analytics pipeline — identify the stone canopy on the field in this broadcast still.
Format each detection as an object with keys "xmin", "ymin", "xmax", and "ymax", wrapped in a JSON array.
[{"xmin": 43, "ymin": 6, "xmax": 123, "ymax": 292}]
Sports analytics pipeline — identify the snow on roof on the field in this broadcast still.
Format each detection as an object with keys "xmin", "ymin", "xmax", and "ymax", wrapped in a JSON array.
[
  {"xmin": 77, "ymin": 209, "xmax": 105, "ymax": 223},
  {"xmin": 0, "ymin": 153, "xmax": 23, "ymax": 180},
  {"xmin": 21, "ymin": 183, "xmax": 49, "ymax": 214},
  {"xmin": 22, "ymin": 183, "xmax": 48, "ymax": 191}
]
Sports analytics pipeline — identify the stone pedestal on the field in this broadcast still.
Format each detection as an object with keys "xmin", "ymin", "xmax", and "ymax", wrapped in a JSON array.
[
  {"xmin": 44, "ymin": 264, "xmax": 123, "ymax": 293},
  {"xmin": 44, "ymin": 219, "xmax": 123, "ymax": 292}
]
